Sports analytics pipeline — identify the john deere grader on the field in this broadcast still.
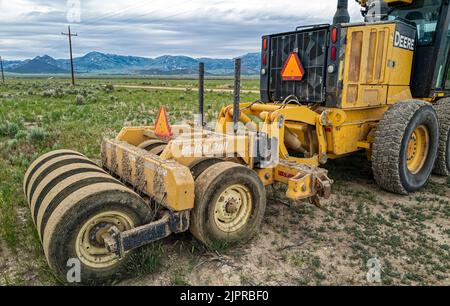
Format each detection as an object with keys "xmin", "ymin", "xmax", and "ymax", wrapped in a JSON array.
[{"xmin": 25, "ymin": 0, "xmax": 450, "ymax": 283}]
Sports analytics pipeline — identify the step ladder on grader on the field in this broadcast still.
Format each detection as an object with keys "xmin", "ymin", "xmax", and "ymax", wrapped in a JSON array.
[{"xmin": 24, "ymin": 0, "xmax": 450, "ymax": 283}]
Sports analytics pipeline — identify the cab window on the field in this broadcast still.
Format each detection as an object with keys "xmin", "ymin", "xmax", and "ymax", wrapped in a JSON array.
[{"xmin": 388, "ymin": 0, "xmax": 443, "ymax": 46}]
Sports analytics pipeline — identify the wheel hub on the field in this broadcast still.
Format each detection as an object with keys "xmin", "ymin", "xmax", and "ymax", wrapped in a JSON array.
[
  {"xmin": 89, "ymin": 222, "xmax": 114, "ymax": 248},
  {"xmin": 213, "ymin": 184, "xmax": 252, "ymax": 233},
  {"xmin": 75, "ymin": 212, "xmax": 133, "ymax": 269},
  {"xmin": 407, "ymin": 135, "xmax": 417, "ymax": 160},
  {"xmin": 225, "ymin": 198, "xmax": 240, "ymax": 214},
  {"xmin": 406, "ymin": 125, "xmax": 430, "ymax": 174}
]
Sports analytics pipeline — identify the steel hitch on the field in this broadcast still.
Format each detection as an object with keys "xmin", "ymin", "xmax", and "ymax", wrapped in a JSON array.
[{"xmin": 103, "ymin": 210, "xmax": 190, "ymax": 258}]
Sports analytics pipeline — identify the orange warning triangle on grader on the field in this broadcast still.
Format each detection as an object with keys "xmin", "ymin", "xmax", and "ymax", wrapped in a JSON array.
[
  {"xmin": 281, "ymin": 52, "xmax": 305, "ymax": 81},
  {"xmin": 154, "ymin": 106, "xmax": 173, "ymax": 141}
]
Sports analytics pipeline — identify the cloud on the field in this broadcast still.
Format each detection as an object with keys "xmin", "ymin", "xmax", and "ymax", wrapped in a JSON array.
[{"xmin": 0, "ymin": 0, "xmax": 363, "ymax": 60}]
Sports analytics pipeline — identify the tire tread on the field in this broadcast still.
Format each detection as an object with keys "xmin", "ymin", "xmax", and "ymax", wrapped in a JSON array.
[
  {"xmin": 433, "ymin": 98, "xmax": 450, "ymax": 176},
  {"xmin": 372, "ymin": 100, "xmax": 429, "ymax": 194}
]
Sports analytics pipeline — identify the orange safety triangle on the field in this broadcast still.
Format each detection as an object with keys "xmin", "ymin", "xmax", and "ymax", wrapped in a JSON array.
[
  {"xmin": 281, "ymin": 52, "xmax": 305, "ymax": 81},
  {"xmin": 154, "ymin": 106, "xmax": 173, "ymax": 141}
]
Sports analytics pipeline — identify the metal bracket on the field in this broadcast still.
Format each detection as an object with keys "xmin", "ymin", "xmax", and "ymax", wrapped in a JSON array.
[
  {"xmin": 104, "ymin": 226, "xmax": 124, "ymax": 258},
  {"xmin": 104, "ymin": 210, "xmax": 190, "ymax": 258}
]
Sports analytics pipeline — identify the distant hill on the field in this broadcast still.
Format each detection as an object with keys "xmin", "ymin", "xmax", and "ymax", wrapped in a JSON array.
[
  {"xmin": 4, "ymin": 52, "xmax": 261, "ymax": 75},
  {"xmin": 7, "ymin": 56, "xmax": 68, "ymax": 74}
]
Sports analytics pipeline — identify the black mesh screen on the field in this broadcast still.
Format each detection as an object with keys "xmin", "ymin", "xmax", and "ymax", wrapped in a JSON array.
[{"xmin": 269, "ymin": 27, "xmax": 328, "ymax": 103}]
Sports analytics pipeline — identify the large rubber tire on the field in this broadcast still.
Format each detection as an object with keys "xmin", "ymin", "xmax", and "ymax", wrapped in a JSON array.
[
  {"xmin": 372, "ymin": 100, "xmax": 439, "ymax": 194},
  {"xmin": 188, "ymin": 157, "xmax": 223, "ymax": 180},
  {"xmin": 148, "ymin": 144, "xmax": 166, "ymax": 155},
  {"xmin": 190, "ymin": 162, "xmax": 266, "ymax": 246},
  {"xmin": 433, "ymin": 98, "xmax": 450, "ymax": 176},
  {"xmin": 137, "ymin": 139, "xmax": 167, "ymax": 156},
  {"xmin": 137, "ymin": 139, "xmax": 166, "ymax": 151},
  {"xmin": 24, "ymin": 149, "xmax": 87, "ymax": 196},
  {"xmin": 24, "ymin": 150, "xmax": 152, "ymax": 284}
]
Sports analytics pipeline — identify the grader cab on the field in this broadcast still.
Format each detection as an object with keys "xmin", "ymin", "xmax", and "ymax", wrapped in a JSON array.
[{"xmin": 24, "ymin": 0, "xmax": 450, "ymax": 283}]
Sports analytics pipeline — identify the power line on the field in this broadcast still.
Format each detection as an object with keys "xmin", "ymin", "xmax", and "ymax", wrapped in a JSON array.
[
  {"xmin": 61, "ymin": 26, "xmax": 78, "ymax": 86},
  {"xmin": 91, "ymin": 2, "xmax": 197, "ymax": 37},
  {"xmin": 84, "ymin": 0, "xmax": 151, "ymax": 24},
  {"xmin": 66, "ymin": 0, "xmax": 201, "ymax": 42}
]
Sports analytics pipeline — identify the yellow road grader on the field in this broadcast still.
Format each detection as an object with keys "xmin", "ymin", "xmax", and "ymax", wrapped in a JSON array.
[{"xmin": 24, "ymin": 0, "xmax": 450, "ymax": 283}]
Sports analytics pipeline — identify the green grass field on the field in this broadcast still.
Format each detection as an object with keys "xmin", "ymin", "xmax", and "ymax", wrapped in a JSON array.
[
  {"xmin": 0, "ymin": 77, "xmax": 260, "ymax": 284},
  {"xmin": 1, "ymin": 77, "xmax": 450, "ymax": 285}
]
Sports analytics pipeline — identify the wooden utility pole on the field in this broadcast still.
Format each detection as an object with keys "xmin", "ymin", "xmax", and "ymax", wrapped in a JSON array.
[
  {"xmin": 61, "ymin": 26, "xmax": 77, "ymax": 86},
  {"xmin": 198, "ymin": 62, "xmax": 205, "ymax": 127},
  {"xmin": 0, "ymin": 56, "xmax": 5, "ymax": 84}
]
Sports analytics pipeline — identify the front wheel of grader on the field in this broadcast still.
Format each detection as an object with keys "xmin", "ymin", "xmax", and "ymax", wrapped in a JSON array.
[
  {"xmin": 432, "ymin": 97, "xmax": 450, "ymax": 176},
  {"xmin": 372, "ymin": 100, "xmax": 439, "ymax": 194},
  {"xmin": 23, "ymin": 149, "xmax": 153, "ymax": 284}
]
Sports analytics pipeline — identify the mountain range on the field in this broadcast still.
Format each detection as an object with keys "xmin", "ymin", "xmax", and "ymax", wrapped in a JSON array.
[{"xmin": 3, "ymin": 52, "xmax": 261, "ymax": 76}]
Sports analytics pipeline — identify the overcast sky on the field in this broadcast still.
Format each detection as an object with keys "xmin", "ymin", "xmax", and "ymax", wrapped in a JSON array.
[{"xmin": 0, "ymin": 0, "xmax": 363, "ymax": 60}]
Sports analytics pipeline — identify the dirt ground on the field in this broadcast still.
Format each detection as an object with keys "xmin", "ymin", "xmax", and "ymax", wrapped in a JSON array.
[
  {"xmin": 119, "ymin": 155, "xmax": 450, "ymax": 286},
  {"xmin": 1, "ymin": 154, "xmax": 450, "ymax": 286}
]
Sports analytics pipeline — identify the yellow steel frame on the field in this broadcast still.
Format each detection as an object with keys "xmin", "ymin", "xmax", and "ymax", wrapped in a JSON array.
[
  {"xmin": 106, "ymin": 113, "xmax": 333, "ymax": 211},
  {"xmin": 102, "ymin": 18, "xmax": 431, "ymax": 212}
]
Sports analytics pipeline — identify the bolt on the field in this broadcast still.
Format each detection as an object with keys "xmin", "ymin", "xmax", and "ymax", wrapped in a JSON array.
[
  {"xmin": 226, "ymin": 203, "xmax": 238, "ymax": 214},
  {"xmin": 301, "ymin": 184, "xmax": 307, "ymax": 192},
  {"xmin": 320, "ymin": 153, "xmax": 327, "ymax": 164}
]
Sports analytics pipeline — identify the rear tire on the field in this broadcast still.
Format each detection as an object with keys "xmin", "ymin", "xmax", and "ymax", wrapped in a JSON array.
[
  {"xmin": 372, "ymin": 100, "xmax": 439, "ymax": 194},
  {"xmin": 44, "ymin": 186, "xmax": 151, "ymax": 284},
  {"xmin": 188, "ymin": 158, "xmax": 223, "ymax": 180},
  {"xmin": 190, "ymin": 162, "xmax": 266, "ymax": 246},
  {"xmin": 23, "ymin": 149, "xmax": 87, "ymax": 196},
  {"xmin": 24, "ymin": 150, "xmax": 152, "ymax": 284},
  {"xmin": 137, "ymin": 139, "xmax": 166, "ymax": 151},
  {"xmin": 148, "ymin": 144, "xmax": 166, "ymax": 155},
  {"xmin": 433, "ymin": 98, "xmax": 450, "ymax": 176}
]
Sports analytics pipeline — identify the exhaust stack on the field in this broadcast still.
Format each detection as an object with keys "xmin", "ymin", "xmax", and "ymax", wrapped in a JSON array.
[{"xmin": 333, "ymin": 0, "xmax": 350, "ymax": 24}]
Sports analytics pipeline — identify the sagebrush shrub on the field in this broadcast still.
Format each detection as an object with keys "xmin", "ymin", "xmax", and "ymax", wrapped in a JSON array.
[
  {"xmin": 87, "ymin": 95, "xmax": 98, "ymax": 103},
  {"xmin": 76, "ymin": 95, "xmax": 85, "ymax": 105},
  {"xmin": 104, "ymin": 84, "xmax": 114, "ymax": 93},
  {"xmin": 14, "ymin": 130, "xmax": 28, "ymax": 140},
  {"xmin": 41, "ymin": 89, "xmax": 56, "ymax": 97},
  {"xmin": 0, "ymin": 121, "xmax": 20, "ymax": 137},
  {"xmin": 26, "ymin": 128, "xmax": 47, "ymax": 143}
]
